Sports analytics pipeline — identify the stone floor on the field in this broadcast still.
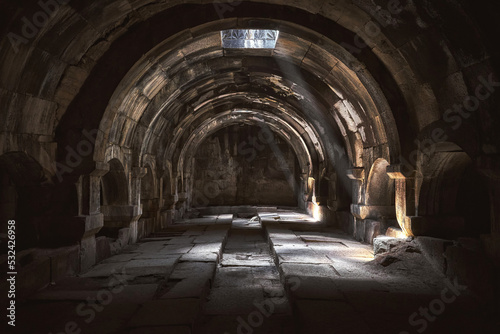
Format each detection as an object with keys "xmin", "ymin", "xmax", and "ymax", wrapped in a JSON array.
[{"xmin": 12, "ymin": 210, "xmax": 499, "ymax": 334}]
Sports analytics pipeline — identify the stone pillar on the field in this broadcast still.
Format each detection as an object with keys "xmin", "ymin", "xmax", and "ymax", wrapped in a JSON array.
[
  {"xmin": 326, "ymin": 172, "xmax": 338, "ymax": 211},
  {"xmin": 77, "ymin": 162, "xmax": 109, "ymax": 271},
  {"xmin": 298, "ymin": 173, "xmax": 308, "ymax": 210},
  {"xmin": 184, "ymin": 171, "xmax": 192, "ymax": 208},
  {"xmin": 130, "ymin": 167, "xmax": 147, "ymax": 243},
  {"xmin": 159, "ymin": 171, "xmax": 176, "ymax": 228},
  {"xmin": 347, "ymin": 168, "xmax": 365, "ymax": 204},
  {"xmin": 347, "ymin": 168, "xmax": 365, "ymax": 239},
  {"xmin": 387, "ymin": 165, "xmax": 423, "ymax": 237}
]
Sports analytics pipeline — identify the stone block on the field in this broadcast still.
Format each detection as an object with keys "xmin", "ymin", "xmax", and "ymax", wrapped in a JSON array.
[
  {"xmin": 278, "ymin": 251, "xmax": 332, "ymax": 264},
  {"xmin": 193, "ymin": 233, "xmax": 226, "ymax": 244},
  {"xmin": 164, "ymin": 236, "xmax": 195, "ymax": 245},
  {"xmin": 373, "ymin": 236, "xmax": 406, "ymax": 255},
  {"xmin": 159, "ymin": 244, "xmax": 194, "ymax": 255},
  {"xmin": 102, "ymin": 205, "xmax": 140, "ymax": 224},
  {"xmin": 117, "ymin": 227, "xmax": 131, "ymax": 247},
  {"xmin": 415, "ymin": 236, "xmax": 453, "ymax": 274},
  {"xmin": 80, "ymin": 262, "xmax": 125, "ymax": 278},
  {"xmin": 102, "ymin": 253, "xmax": 136, "ymax": 263},
  {"xmin": 290, "ymin": 276, "xmax": 344, "ymax": 300},
  {"xmin": 51, "ymin": 246, "xmax": 80, "ymax": 282},
  {"xmin": 160, "ymin": 210, "xmax": 174, "ymax": 228},
  {"xmin": 128, "ymin": 299, "xmax": 201, "ymax": 327},
  {"xmin": 161, "ymin": 277, "xmax": 211, "ymax": 299},
  {"xmin": 222, "ymin": 253, "xmax": 273, "ymax": 266},
  {"xmin": 80, "ymin": 235, "xmax": 97, "ymax": 271},
  {"xmin": 169, "ymin": 262, "xmax": 216, "ymax": 281},
  {"xmin": 279, "ymin": 263, "xmax": 338, "ymax": 280},
  {"xmin": 96, "ymin": 236, "xmax": 111, "ymax": 263},
  {"xmin": 354, "ymin": 218, "xmax": 365, "ymax": 242},
  {"xmin": 180, "ymin": 252, "xmax": 218, "ymax": 263},
  {"xmin": 203, "ymin": 286, "xmax": 265, "ymax": 315},
  {"xmin": 364, "ymin": 220, "xmax": 382, "ymax": 245},
  {"xmin": 385, "ymin": 227, "xmax": 405, "ymax": 238},
  {"xmin": 123, "ymin": 256, "xmax": 179, "ymax": 276},
  {"xmin": 83, "ymin": 213, "xmax": 104, "ymax": 236},
  {"xmin": 351, "ymin": 204, "xmax": 396, "ymax": 220},
  {"xmin": 295, "ymin": 299, "xmax": 371, "ymax": 333},
  {"xmin": 188, "ymin": 243, "xmax": 222, "ymax": 254},
  {"xmin": 113, "ymin": 284, "xmax": 158, "ymax": 304}
]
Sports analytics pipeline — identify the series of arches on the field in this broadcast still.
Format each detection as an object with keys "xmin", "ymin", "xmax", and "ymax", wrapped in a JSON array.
[{"xmin": 0, "ymin": 0, "xmax": 498, "ymax": 271}]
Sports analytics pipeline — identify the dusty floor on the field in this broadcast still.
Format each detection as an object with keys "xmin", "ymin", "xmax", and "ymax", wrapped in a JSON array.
[{"xmin": 12, "ymin": 210, "xmax": 499, "ymax": 334}]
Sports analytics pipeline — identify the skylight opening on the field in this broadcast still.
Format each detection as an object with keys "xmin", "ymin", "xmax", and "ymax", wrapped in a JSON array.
[{"xmin": 221, "ymin": 29, "xmax": 279, "ymax": 49}]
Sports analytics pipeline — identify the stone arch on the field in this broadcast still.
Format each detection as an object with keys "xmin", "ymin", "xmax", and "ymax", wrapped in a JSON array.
[
  {"xmin": 99, "ymin": 158, "xmax": 131, "ymax": 238},
  {"xmin": 455, "ymin": 165, "xmax": 491, "ymax": 237},
  {"xmin": 100, "ymin": 159, "xmax": 129, "ymax": 206},
  {"xmin": 0, "ymin": 152, "xmax": 49, "ymax": 250},
  {"xmin": 176, "ymin": 111, "xmax": 314, "ymax": 189},
  {"xmin": 189, "ymin": 124, "xmax": 302, "ymax": 208},
  {"xmin": 94, "ymin": 18, "xmax": 402, "ymax": 171},
  {"xmin": 418, "ymin": 148, "xmax": 490, "ymax": 238}
]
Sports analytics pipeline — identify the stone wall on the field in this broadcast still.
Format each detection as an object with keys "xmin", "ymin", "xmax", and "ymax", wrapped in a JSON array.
[{"xmin": 192, "ymin": 125, "xmax": 299, "ymax": 207}]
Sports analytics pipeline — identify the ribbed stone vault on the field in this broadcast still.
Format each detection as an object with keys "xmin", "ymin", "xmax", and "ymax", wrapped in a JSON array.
[
  {"xmin": 96, "ymin": 21, "xmax": 400, "ymax": 168},
  {"xmin": 90, "ymin": 19, "xmax": 404, "ymax": 217},
  {"xmin": 1, "ymin": 0, "xmax": 499, "ymax": 275}
]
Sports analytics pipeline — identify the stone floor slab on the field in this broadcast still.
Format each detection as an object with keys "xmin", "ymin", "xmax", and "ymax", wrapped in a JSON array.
[
  {"xmin": 111, "ymin": 284, "xmax": 159, "ymax": 304},
  {"xmin": 17, "ymin": 210, "xmax": 497, "ymax": 334},
  {"xmin": 128, "ymin": 299, "xmax": 201, "ymax": 327},
  {"xmin": 180, "ymin": 252, "xmax": 219, "ymax": 262},
  {"xmin": 295, "ymin": 300, "xmax": 371, "ymax": 334},
  {"xmin": 213, "ymin": 267, "xmax": 255, "ymax": 288},
  {"xmin": 159, "ymin": 244, "xmax": 194, "ymax": 254},
  {"xmin": 279, "ymin": 263, "xmax": 339, "ymax": 279},
  {"xmin": 221, "ymin": 253, "xmax": 273, "ymax": 267},
  {"xmin": 80, "ymin": 262, "xmax": 125, "ymax": 278},
  {"xmin": 164, "ymin": 237, "xmax": 196, "ymax": 245},
  {"xmin": 161, "ymin": 277, "xmax": 211, "ymax": 299},
  {"xmin": 123, "ymin": 257, "xmax": 179, "ymax": 276},
  {"xmin": 189, "ymin": 243, "xmax": 223, "ymax": 254},
  {"xmin": 102, "ymin": 253, "xmax": 138, "ymax": 263},
  {"xmin": 291, "ymin": 277, "xmax": 344, "ymax": 301},
  {"xmin": 170, "ymin": 262, "xmax": 216, "ymax": 280},
  {"xmin": 203, "ymin": 286, "xmax": 265, "ymax": 315},
  {"xmin": 277, "ymin": 252, "xmax": 332, "ymax": 264}
]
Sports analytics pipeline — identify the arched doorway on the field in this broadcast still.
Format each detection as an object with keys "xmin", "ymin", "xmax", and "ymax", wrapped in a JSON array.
[
  {"xmin": 0, "ymin": 152, "xmax": 48, "ymax": 250},
  {"xmin": 99, "ymin": 158, "xmax": 130, "ymax": 238}
]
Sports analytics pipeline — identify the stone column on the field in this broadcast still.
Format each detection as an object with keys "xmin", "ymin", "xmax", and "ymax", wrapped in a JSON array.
[
  {"xmin": 347, "ymin": 168, "xmax": 365, "ymax": 239},
  {"xmin": 77, "ymin": 162, "xmax": 109, "ymax": 271},
  {"xmin": 298, "ymin": 173, "xmax": 309, "ymax": 210},
  {"xmin": 326, "ymin": 172, "xmax": 338, "ymax": 211},
  {"xmin": 387, "ymin": 165, "xmax": 423, "ymax": 237},
  {"xmin": 159, "ymin": 169, "xmax": 177, "ymax": 228},
  {"xmin": 346, "ymin": 168, "xmax": 365, "ymax": 204},
  {"xmin": 130, "ymin": 167, "xmax": 147, "ymax": 243},
  {"xmin": 184, "ymin": 171, "xmax": 192, "ymax": 209}
]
